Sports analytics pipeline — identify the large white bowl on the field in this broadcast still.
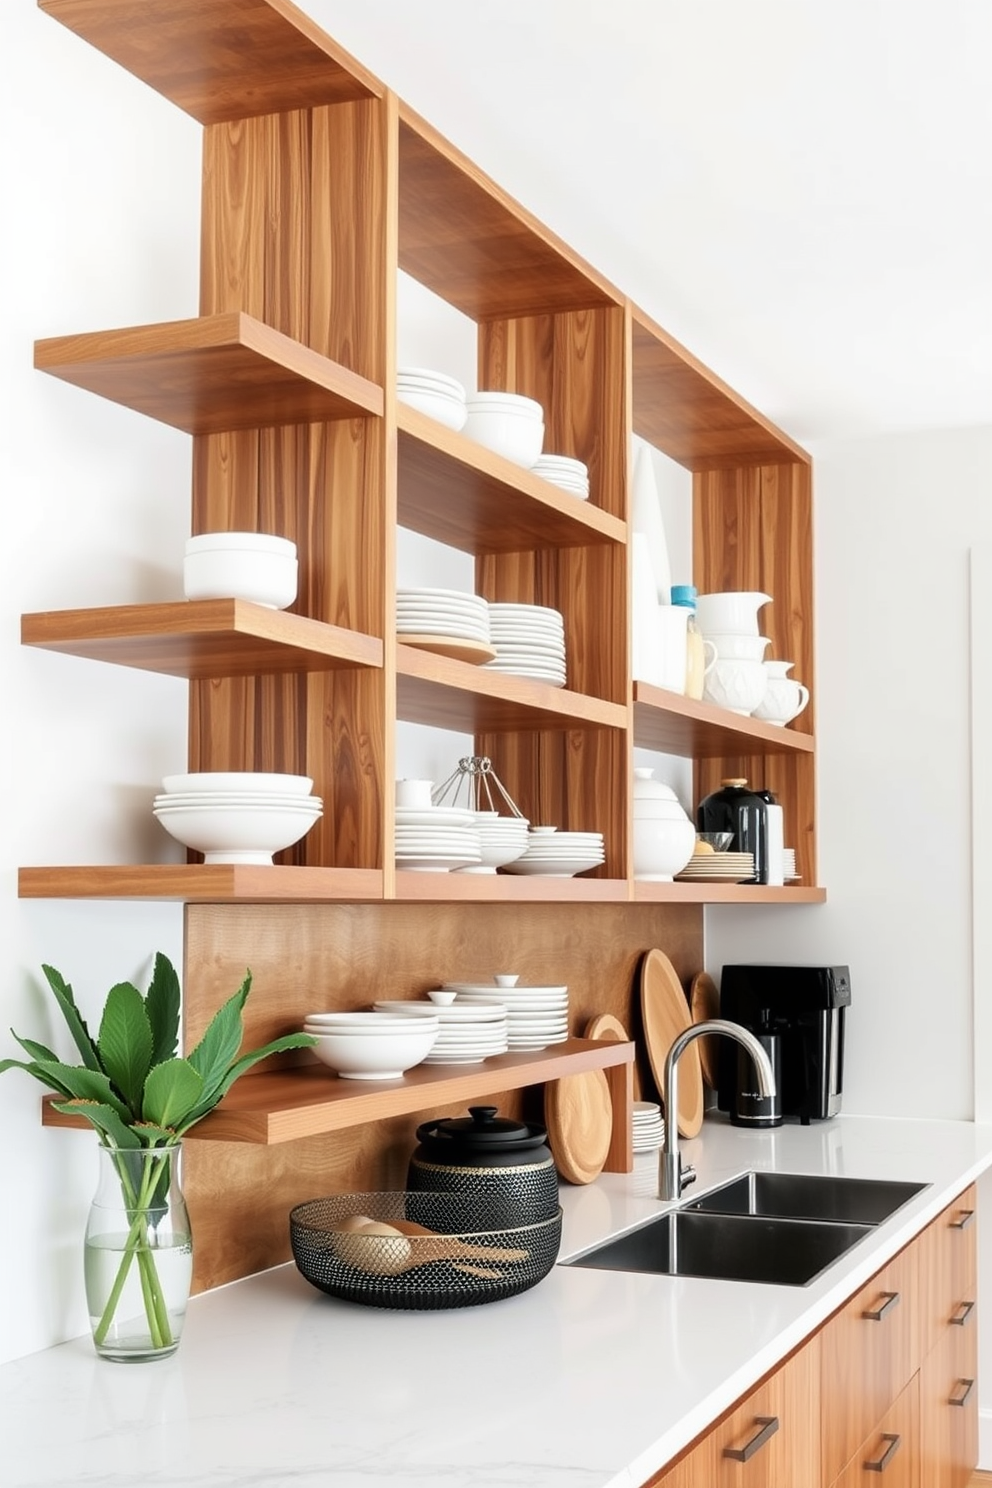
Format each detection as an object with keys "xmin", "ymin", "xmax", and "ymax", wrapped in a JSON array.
[
  {"xmin": 703, "ymin": 658, "xmax": 769, "ymax": 715},
  {"xmin": 396, "ymin": 385, "xmax": 467, "ymax": 431},
  {"xmin": 462, "ymin": 408, "xmax": 545, "ymax": 468},
  {"xmin": 308, "ymin": 1024, "xmax": 439, "ymax": 1079},
  {"xmin": 184, "ymin": 535, "xmax": 298, "ymax": 609},
  {"xmin": 162, "ymin": 772, "xmax": 313, "ymax": 796},
  {"xmin": 466, "ymin": 391, "xmax": 543, "ymax": 421},
  {"xmin": 153, "ymin": 800, "xmax": 322, "ymax": 865}
]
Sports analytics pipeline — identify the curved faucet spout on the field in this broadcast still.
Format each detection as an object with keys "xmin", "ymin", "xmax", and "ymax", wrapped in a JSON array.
[{"xmin": 658, "ymin": 1019, "xmax": 777, "ymax": 1201}]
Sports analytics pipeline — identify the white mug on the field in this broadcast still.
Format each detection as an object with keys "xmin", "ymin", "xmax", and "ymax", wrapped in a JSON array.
[{"xmin": 395, "ymin": 778, "xmax": 434, "ymax": 808}]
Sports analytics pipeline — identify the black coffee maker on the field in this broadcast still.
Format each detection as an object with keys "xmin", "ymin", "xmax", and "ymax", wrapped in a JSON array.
[{"xmin": 717, "ymin": 964, "xmax": 851, "ymax": 1125}]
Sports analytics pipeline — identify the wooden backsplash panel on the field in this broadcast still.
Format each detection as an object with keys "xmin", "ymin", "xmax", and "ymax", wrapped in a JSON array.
[{"xmin": 183, "ymin": 900, "xmax": 702, "ymax": 1289}]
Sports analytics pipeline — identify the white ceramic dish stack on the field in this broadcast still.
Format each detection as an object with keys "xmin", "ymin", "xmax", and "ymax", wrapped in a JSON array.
[
  {"xmin": 183, "ymin": 531, "xmax": 298, "ymax": 609},
  {"xmin": 632, "ymin": 1100, "xmax": 666, "ymax": 1153},
  {"xmin": 462, "ymin": 391, "xmax": 544, "ymax": 468},
  {"xmin": 500, "ymin": 826, "xmax": 605, "ymax": 878},
  {"xmin": 396, "ymin": 588, "xmax": 493, "ymax": 654},
  {"xmin": 484, "ymin": 602, "xmax": 567, "ymax": 686},
  {"xmin": 531, "ymin": 453, "xmax": 590, "ymax": 499},
  {"xmin": 302, "ymin": 1009, "xmax": 441, "ymax": 1080},
  {"xmin": 453, "ymin": 810, "xmax": 530, "ymax": 873},
  {"xmin": 396, "ymin": 366, "xmax": 467, "ymax": 431},
  {"xmin": 674, "ymin": 850, "xmax": 755, "ymax": 883},
  {"xmin": 442, "ymin": 977, "xmax": 569, "ymax": 1052},
  {"xmin": 395, "ymin": 802, "xmax": 482, "ymax": 873},
  {"xmin": 784, "ymin": 848, "xmax": 799, "ymax": 882},
  {"xmin": 373, "ymin": 997, "xmax": 508, "ymax": 1065},
  {"xmin": 153, "ymin": 770, "xmax": 322, "ymax": 865}
]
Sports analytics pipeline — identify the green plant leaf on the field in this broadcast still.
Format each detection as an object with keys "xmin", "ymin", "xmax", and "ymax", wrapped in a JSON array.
[
  {"xmin": 177, "ymin": 1032, "xmax": 316, "ymax": 1131},
  {"xmin": 144, "ymin": 952, "xmax": 181, "ymax": 1067},
  {"xmin": 41, "ymin": 964, "xmax": 102, "ymax": 1072},
  {"xmin": 142, "ymin": 1059, "xmax": 204, "ymax": 1129},
  {"xmin": 51, "ymin": 1100, "xmax": 141, "ymax": 1149},
  {"xmin": 186, "ymin": 970, "xmax": 252, "ymax": 1104},
  {"xmin": 0, "ymin": 1056, "xmax": 76, "ymax": 1096},
  {"xmin": 98, "ymin": 982, "xmax": 153, "ymax": 1116},
  {"xmin": 0, "ymin": 1056, "xmax": 131, "ymax": 1116},
  {"xmin": 11, "ymin": 1032, "xmax": 60, "ymax": 1063}
]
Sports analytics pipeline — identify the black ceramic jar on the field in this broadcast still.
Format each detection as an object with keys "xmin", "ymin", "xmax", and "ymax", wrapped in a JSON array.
[
  {"xmin": 407, "ymin": 1105, "xmax": 559, "ymax": 1227},
  {"xmin": 696, "ymin": 777, "xmax": 769, "ymax": 883}
]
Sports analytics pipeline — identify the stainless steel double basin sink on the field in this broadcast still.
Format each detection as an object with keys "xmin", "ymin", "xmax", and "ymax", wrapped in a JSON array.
[{"xmin": 566, "ymin": 1172, "xmax": 928, "ymax": 1287}]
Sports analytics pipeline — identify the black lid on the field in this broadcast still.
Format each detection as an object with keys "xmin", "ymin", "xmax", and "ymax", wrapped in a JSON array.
[{"xmin": 415, "ymin": 1105, "xmax": 548, "ymax": 1152}]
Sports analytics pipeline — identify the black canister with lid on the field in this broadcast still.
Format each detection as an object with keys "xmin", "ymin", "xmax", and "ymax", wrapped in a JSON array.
[
  {"xmin": 697, "ymin": 777, "xmax": 769, "ymax": 884},
  {"xmin": 407, "ymin": 1105, "xmax": 559, "ymax": 1227}
]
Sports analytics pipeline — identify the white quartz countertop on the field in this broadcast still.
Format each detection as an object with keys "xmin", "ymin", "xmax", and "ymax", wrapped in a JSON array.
[{"xmin": 5, "ymin": 1114, "xmax": 992, "ymax": 1488}]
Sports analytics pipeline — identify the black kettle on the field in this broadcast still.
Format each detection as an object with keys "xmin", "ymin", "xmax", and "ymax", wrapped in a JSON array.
[{"xmin": 407, "ymin": 1105, "xmax": 559, "ymax": 1226}]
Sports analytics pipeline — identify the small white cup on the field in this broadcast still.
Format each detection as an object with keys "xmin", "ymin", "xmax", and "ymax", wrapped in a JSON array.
[{"xmin": 395, "ymin": 779, "xmax": 434, "ymax": 809}]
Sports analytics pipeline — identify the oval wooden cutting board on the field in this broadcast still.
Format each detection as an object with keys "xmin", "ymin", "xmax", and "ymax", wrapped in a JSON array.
[
  {"xmin": 640, "ymin": 948, "xmax": 703, "ymax": 1138},
  {"xmin": 544, "ymin": 1068, "xmax": 613, "ymax": 1185},
  {"xmin": 584, "ymin": 1011, "xmax": 643, "ymax": 1101},
  {"xmin": 689, "ymin": 971, "xmax": 721, "ymax": 1090}
]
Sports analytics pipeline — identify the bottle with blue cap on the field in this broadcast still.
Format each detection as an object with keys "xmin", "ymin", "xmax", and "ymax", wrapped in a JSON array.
[{"xmin": 671, "ymin": 584, "xmax": 707, "ymax": 700}]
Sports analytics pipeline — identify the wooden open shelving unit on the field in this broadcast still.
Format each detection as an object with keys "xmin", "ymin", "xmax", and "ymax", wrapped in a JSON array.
[{"xmin": 28, "ymin": 0, "xmax": 823, "ymax": 1288}]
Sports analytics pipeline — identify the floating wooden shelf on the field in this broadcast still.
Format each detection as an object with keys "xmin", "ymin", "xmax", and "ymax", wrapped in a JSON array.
[
  {"xmin": 38, "ymin": 0, "xmax": 382, "ymax": 124},
  {"xmin": 397, "ymin": 404, "xmax": 624, "ymax": 553},
  {"xmin": 21, "ymin": 601, "xmax": 383, "ymax": 680},
  {"xmin": 633, "ymin": 882, "xmax": 826, "ymax": 905},
  {"xmin": 34, "ymin": 313, "xmax": 384, "ymax": 435},
  {"xmin": 396, "ymin": 644, "xmax": 626, "ymax": 733},
  {"xmin": 395, "ymin": 872, "xmax": 630, "ymax": 903},
  {"xmin": 18, "ymin": 866, "xmax": 383, "ymax": 902},
  {"xmin": 41, "ymin": 1037, "xmax": 635, "ymax": 1148},
  {"xmin": 632, "ymin": 682, "xmax": 814, "ymax": 758}
]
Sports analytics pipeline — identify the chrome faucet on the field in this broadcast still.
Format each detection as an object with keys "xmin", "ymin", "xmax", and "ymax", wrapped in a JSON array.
[{"xmin": 658, "ymin": 1019, "xmax": 777, "ymax": 1201}]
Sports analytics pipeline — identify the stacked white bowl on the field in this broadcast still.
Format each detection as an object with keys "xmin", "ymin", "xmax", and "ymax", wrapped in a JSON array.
[
  {"xmin": 153, "ymin": 771, "xmax": 322, "ymax": 865},
  {"xmin": 184, "ymin": 531, "xmax": 298, "ymax": 610},
  {"xmin": 462, "ymin": 390, "xmax": 544, "ymax": 468},
  {"xmin": 396, "ymin": 366, "xmax": 467, "ymax": 430},
  {"xmin": 396, "ymin": 588, "xmax": 492, "ymax": 647},
  {"xmin": 697, "ymin": 591, "xmax": 773, "ymax": 716},
  {"xmin": 500, "ymin": 826, "xmax": 605, "ymax": 878},
  {"xmin": 454, "ymin": 811, "xmax": 530, "ymax": 873},
  {"xmin": 531, "ymin": 453, "xmax": 590, "ymax": 499},
  {"xmin": 485, "ymin": 603, "xmax": 567, "ymax": 686},
  {"xmin": 443, "ymin": 975, "xmax": 569, "ymax": 1052},
  {"xmin": 303, "ymin": 1009, "xmax": 440, "ymax": 1080},
  {"xmin": 372, "ymin": 998, "xmax": 508, "ymax": 1065}
]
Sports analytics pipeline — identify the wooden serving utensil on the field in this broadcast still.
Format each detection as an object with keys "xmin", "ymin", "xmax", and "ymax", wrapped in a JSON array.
[
  {"xmin": 388, "ymin": 1218, "xmax": 529, "ymax": 1262},
  {"xmin": 329, "ymin": 1218, "xmax": 529, "ymax": 1278}
]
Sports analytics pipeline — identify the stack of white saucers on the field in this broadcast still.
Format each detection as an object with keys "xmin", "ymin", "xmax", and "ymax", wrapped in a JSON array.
[
  {"xmin": 674, "ymin": 851, "xmax": 755, "ymax": 882},
  {"xmin": 783, "ymin": 848, "xmax": 799, "ymax": 882},
  {"xmin": 395, "ymin": 803, "xmax": 482, "ymax": 872},
  {"xmin": 531, "ymin": 453, "xmax": 589, "ymax": 500},
  {"xmin": 396, "ymin": 366, "xmax": 467, "ymax": 431},
  {"xmin": 484, "ymin": 603, "xmax": 567, "ymax": 686},
  {"xmin": 443, "ymin": 979, "xmax": 569, "ymax": 1052},
  {"xmin": 153, "ymin": 771, "xmax": 322, "ymax": 865},
  {"xmin": 396, "ymin": 588, "xmax": 492, "ymax": 653},
  {"xmin": 453, "ymin": 810, "xmax": 530, "ymax": 873},
  {"xmin": 632, "ymin": 1100, "xmax": 666, "ymax": 1153},
  {"xmin": 500, "ymin": 826, "xmax": 606, "ymax": 878},
  {"xmin": 373, "ymin": 998, "xmax": 508, "ymax": 1065}
]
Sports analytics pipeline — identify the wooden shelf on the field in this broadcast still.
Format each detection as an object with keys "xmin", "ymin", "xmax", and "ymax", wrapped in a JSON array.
[
  {"xmin": 396, "ymin": 644, "xmax": 626, "ymax": 733},
  {"xmin": 34, "ymin": 313, "xmax": 384, "ymax": 435},
  {"xmin": 395, "ymin": 872, "xmax": 629, "ymax": 903},
  {"xmin": 21, "ymin": 602, "xmax": 383, "ymax": 680},
  {"xmin": 18, "ymin": 866, "xmax": 383, "ymax": 902},
  {"xmin": 41, "ymin": 1038, "xmax": 634, "ymax": 1146},
  {"xmin": 397, "ymin": 404, "xmax": 624, "ymax": 553},
  {"xmin": 633, "ymin": 882, "xmax": 826, "ymax": 905},
  {"xmin": 39, "ymin": 0, "xmax": 382, "ymax": 124},
  {"xmin": 632, "ymin": 682, "xmax": 814, "ymax": 758},
  {"xmin": 398, "ymin": 106, "xmax": 621, "ymax": 319},
  {"xmin": 631, "ymin": 306, "xmax": 810, "ymax": 472}
]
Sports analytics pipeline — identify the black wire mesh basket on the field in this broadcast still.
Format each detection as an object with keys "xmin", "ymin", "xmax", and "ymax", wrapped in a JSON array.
[{"xmin": 289, "ymin": 1191, "xmax": 562, "ymax": 1311}]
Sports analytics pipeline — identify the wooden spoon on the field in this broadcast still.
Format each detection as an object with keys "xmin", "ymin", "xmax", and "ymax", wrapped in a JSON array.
[
  {"xmin": 388, "ymin": 1218, "xmax": 530, "ymax": 1262},
  {"xmin": 331, "ymin": 1219, "xmax": 529, "ymax": 1277}
]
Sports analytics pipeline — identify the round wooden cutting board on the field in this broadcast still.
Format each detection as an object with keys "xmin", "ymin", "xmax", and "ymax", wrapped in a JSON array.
[
  {"xmin": 639, "ymin": 948, "xmax": 703, "ymax": 1138},
  {"xmin": 544, "ymin": 1069, "xmax": 613, "ymax": 1185},
  {"xmin": 689, "ymin": 971, "xmax": 721, "ymax": 1090},
  {"xmin": 396, "ymin": 634, "xmax": 498, "ymax": 665},
  {"xmin": 584, "ymin": 1012, "xmax": 643, "ymax": 1101}
]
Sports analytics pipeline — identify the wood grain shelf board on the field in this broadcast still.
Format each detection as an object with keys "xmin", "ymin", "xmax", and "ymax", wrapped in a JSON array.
[
  {"xmin": 38, "ymin": 0, "xmax": 382, "ymax": 123},
  {"xmin": 632, "ymin": 882, "xmax": 826, "ymax": 905},
  {"xmin": 397, "ymin": 404, "xmax": 624, "ymax": 553},
  {"xmin": 398, "ymin": 106, "xmax": 622, "ymax": 319},
  {"xmin": 34, "ymin": 313, "xmax": 384, "ymax": 435},
  {"xmin": 21, "ymin": 602, "xmax": 383, "ymax": 679},
  {"xmin": 395, "ymin": 872, "xmax": 629, "ymax": 903},
  {"xmin": 633, "ymin": 682, "xmax": 815, "ymax": 758},
  {"xmin": 18, "ymin": 866, "xmax": 383, "ymax": 902},
  {"xmin": 396, "ymin": 644, "xmax": 627, "ymax": 733},
  {"xmin": 631, "ymin": 307, "xmax": 810, "ymax": 471},
  {"xmin": 41, "ymin": 1038, "xmax": 634, "ymax": 1145}
]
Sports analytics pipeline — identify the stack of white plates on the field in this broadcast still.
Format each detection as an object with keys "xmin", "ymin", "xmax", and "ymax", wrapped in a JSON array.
[
  {"xmin": 397, "ymin": 587, "xmax": 491, "ymax": 643},
  {"xmin": 396, "ymin": 366, "xmax": 467, "ymax": 431},
  {"xmin": 373, "ymin": 998, "xmax": 508, "ymax": 1065},
  {"xmin": 501, "ymin": 827, "xmax": 606, "ymax": 878},
  {"xmin": 632, "ymin": 1100, "xmax": 666, "ymax": 1153},
  {"xmin": 442, "ymin": 982, "xmax": 569, "ymax": 1052},
  {"xmin": 453, "ymin": 810, "xmax": 530, "ymax": 873},
  {"xmin": 532, "ymin": 453, "xmax": 589, "ymax": 500},
  {"xmin": 153, "ymin": 771, "xmax": 322, "ymax": 865},
  {"xmin": 674, "ymin": 851, "xmax": 755, "ymax": 882},
  {"xmin": 395, "ymin": 803, "xmax": 482, "ymax": 872},
  {"xmin": 485, "ymin": 603, "xmax": 567, "ymax": 686},
  {"xmin": 784, "ymin": 848, "xmax": 799, "ymax": 882}
]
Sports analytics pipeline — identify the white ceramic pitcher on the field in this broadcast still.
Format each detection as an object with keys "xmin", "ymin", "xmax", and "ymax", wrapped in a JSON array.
[{"xmin": 752, "ymin": 661, "xmax": 810, "ymax": 725}]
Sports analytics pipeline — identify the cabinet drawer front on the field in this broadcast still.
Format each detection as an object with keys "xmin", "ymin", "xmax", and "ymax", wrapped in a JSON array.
[
  {"xmin": 831, "ymin": 1374, "xmax": 919, "ymax": 1488},
  {"xmin": 918, "ymin": 1184, "xmax": 978, "ymax": 1359},
  {"xmin": 919, "ymin": 1313, "xmax": 978, "ymax": 1488},
  {"xmin": 821, "ymin": 1246, "xmax": 919, "ymax": 1483}
]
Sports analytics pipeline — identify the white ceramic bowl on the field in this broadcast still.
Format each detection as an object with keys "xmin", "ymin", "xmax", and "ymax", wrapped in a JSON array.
[
  {"xmin": 162, "ymin": 772, "xmax": 313, "ymax": 796},
  {"xmin": 308, "ymin": 1023, "xmax": 439, "ymax": 1079},
  {"xmin": 184, "ymin": 534, "xmax": 298, "ymax": 609},
  {"xmin": 396, "ymin": 385, "xmax": 467, "ymax": 431},
  {"xmin": 462, "ymin": 407, "xmax": 544, "ymax": 468},
  {"xmin": 694, "ymin": 591, "xmax": 772, "ymax": 637},
  {"xmin": 466, "ymin": 391, "xmax": 543, "ymax": 421},
  {"xmin": 703, "ymin": 658, "xmax": 769, "ymax": 716},
  {"xmin": 153, "ymin": 800, "xmax": 322, "ymax": 864},
  {"xmin": 704, "ymin": 633, "xmax": 771, "ymax": 662},
  {"xmin": 632, "ymin": 815, "xmax": 697, "ymax": 881}
]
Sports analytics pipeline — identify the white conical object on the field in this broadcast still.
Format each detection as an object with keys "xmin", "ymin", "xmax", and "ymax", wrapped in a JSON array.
[{"xmin": 631, "ymin": 439, "xmax": 673, "ymax": 604}]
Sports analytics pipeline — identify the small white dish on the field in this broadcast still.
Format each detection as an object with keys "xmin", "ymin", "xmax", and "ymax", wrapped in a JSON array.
[{"xmin": 426, "ymin": 989, "xmax": 458, "ymax": 1006}]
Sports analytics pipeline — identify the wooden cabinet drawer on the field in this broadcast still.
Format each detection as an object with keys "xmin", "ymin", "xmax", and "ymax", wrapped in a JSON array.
[
  {"xmin": 831, "ymin": 1374, "xmax": 919, "ymax": 1488},
  {"xmin": 919, "ymin": 1307, "xmax": 978, "ymax": 1488},
  {"xmin": 918, "ymin": 1185, "xmax": 977, "ymax": 1360},
  {"xmin": 647, "ymin": 1340, "xmax": 819, "ymax": 1487},
  {"xmin": 821, "ymin": 1244, "xmax": 919, "ymax": 1484}
]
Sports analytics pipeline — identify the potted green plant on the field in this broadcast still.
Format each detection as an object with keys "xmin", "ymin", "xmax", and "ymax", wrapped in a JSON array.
[{"xmin": 1, "ymin": 952, "xmax": 315, "ymax": 1361}]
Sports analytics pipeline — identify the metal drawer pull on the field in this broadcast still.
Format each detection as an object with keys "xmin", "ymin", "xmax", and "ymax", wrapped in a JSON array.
[
  {"xmin": 950, "ymin": 1300, "xmax": 975, "ymax": 1326},
  {"xmin": 950, "ymin": 1209, "xmax": 975, "ymax": 1230},
  {"xmin": 862, "ymin": 1291, "xmax": 900, "ymax": 1322},
  {"xmin": 950, "ymin": 1378, "xmax": 975, "ymax": 1408},
  {"xmin": 864, "ymin": 1433, "xmax": 901, "ymax": 1473},
  {"xmin": 723, "ymin": 1415, "xmax": 779, "ymax": 1462}
]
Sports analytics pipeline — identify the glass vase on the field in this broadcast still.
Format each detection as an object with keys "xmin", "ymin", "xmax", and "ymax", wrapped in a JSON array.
[{"xmin": 84, "ymin": 1141, "xmax": 193, "ymax": 1362}]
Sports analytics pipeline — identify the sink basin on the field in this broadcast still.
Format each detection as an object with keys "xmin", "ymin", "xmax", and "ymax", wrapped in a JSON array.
[
  {"xmin": 684, "ymin": 1172, "xmax": 927, "ymax": 1226},
  {"xmin": 566, "ymin": 1209, "xmax": 873, "ymax": 1287}
]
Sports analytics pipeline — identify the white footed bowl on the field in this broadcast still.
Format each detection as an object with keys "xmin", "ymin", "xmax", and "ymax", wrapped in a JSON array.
[
  {"xmin": 153, "ymin": 800, "xmax": 322, "ymax": 864},
  {"xmin": 703, "ymin": 658, "xmax": 769, "ymax": 716},
  {"xmin": 308, "ymin": 1023, "xmax": 439, "ymax": 1079}
]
